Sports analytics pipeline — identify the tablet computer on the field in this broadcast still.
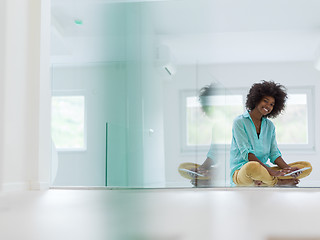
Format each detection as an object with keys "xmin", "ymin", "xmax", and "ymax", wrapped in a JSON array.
[
  {"xmin": 179, "ymin": 168, "xmax": 205, "ymax": 177},
  {"xmin": 283, "ymin": 167, "xmax": 311, "ymax": 177}
]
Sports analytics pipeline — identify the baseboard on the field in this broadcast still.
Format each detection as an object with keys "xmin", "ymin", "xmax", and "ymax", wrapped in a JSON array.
[
  {"xmin": 29, "ymin": 181, "xmax": 50, "ymax": 190},
  {"xmin": 0, "ymin": 181, "xmax": 50, "ymax": 191},
  {"xmin": 1, "ymin": 182, "xmax": 29, "ymax": 192}
]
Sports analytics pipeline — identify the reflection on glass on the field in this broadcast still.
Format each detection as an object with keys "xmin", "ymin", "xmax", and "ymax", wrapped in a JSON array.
[
  {"xmin": 179, "ymin": 83, "xmax": 239, "ymax": 188},
  {"xmin": 50, "ymin": 0, "xmax": 319, "ymax": 188},
  {"xmin": 186, "ymin": 94, "xmax": 243, "ymax": 145}
]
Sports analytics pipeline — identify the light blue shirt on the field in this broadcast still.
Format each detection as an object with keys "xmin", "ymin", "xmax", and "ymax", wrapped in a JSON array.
[
  {"xmin": 230, "ymin": 111, "xmax": 282, "ymax": 184},
  {"xmin": 206, "ymin": 128, "xmax": 218, "ymax": 166},
  {"xmin": 207, "ymin": 144, "xmax": 215, "ymax": 162}
]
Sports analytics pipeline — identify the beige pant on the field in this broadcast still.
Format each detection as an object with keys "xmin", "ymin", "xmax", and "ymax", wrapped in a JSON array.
[{"xmin": 232, "ymin": 161, "xmax": 312, "ymax": 186}]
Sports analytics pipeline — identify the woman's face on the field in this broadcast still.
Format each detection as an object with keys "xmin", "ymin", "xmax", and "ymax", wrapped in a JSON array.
[{"xmin": 255, "ymin": 96, "xmax": 275, "ymax": 116}]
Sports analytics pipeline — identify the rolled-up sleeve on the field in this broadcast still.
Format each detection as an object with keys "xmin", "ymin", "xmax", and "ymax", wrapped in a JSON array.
[{"xmin": 232, "ymin": 119, "xmax": 255, "ymax": 161}]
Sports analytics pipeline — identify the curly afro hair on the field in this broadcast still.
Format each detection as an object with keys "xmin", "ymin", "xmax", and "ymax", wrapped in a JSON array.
[
  {"xmin": 198, "ymin": 84, "xmax": 216, "ymax": 116},
  {"xmin": 246, "ymin": 80, "xmax": 287, "ymax": 118}
]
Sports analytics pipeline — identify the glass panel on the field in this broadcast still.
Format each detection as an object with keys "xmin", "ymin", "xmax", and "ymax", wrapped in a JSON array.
[
  {"xmin": 51, "ymin": 0, "xmax": 317, "ymax": 188},
  {"xmin": 186, "ymin": 95, "xmax": 243, "ymax": 145}
]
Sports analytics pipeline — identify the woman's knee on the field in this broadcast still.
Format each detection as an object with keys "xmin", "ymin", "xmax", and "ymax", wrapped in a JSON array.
[
  {"xmin": 287, "ymin": 161, "xmax": 312, "ymax": 179},
  {"xmin": 243, "ymin": 161, "xmax": 263, "ymax": 173},
  {"xmin": 304, "ymin": 161, "xmax": 312, "ymax": 169},
  {"xmin": 290, "ymin": 161, "xmax": 312, "ymax": 171}
]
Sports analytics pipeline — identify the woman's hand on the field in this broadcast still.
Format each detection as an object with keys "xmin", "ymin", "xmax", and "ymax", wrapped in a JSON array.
[
  {"xmin": 282, "ymin": 167, "xmax": 301, "ymax": 178},
  {"xmin": 269, "ymin": 167, "xmax": 301, "ymax": 178},
  {"xmin": 190, "ymin": 165, "xmax": 213, "ymax": 178},
  {"xmin": 268, "ymin": 168, "xmax": 285, "ymax": 177},
  {"xmin": 189, "ymin": 165, "xmax": 214, "ymax": 187}
]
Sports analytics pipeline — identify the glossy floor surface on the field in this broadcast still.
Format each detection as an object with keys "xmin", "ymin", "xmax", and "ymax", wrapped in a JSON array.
[{"xmin": 0, "ymin": 188, "xmax": 320, "ymax": 240}]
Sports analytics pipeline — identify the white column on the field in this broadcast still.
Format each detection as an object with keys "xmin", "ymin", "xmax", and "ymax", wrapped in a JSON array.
[
  {"xmin": 37, "ymin": 0, "xmax": 51, "ymax": 190},
  {"xmin": 28, "ymin": 0, "xmax": 51, "ymax": 190},
  {"xmin": 0, "ymin": 0, "xmax": 51, "ymax": 191},
  {"xmin": 0, "ymin": 0, "xmax": 6, "ymax": 191}
]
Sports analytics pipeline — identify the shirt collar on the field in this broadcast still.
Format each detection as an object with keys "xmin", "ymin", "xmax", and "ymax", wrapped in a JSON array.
[
  {"xmin": 243, "ymin": 110, "xmax": 251, "ymax": 118},
  {"xmin": 243, "ymin": 110, "xmax": 266, "ymax": 122}
]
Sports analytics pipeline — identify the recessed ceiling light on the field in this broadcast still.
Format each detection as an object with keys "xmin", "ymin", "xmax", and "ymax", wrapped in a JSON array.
[{"xmin": 74, "ymin": 19, "xmax": 83, "ymax": 25}]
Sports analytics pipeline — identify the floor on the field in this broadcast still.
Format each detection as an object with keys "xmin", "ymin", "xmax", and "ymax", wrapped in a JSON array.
[{"xmin": 0, "ymin": 188, "xmax": 320, "ymax": 240}]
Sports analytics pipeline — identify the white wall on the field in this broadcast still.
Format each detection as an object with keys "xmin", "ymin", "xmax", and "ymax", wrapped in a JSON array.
[
  {"xmin": 0, "ymin": 0, "xmax": 51, "ymax": 191},
  {"xmin": 0, "ymin": 0, "xmax": 6, "ymax": 190},
  {"xmin": 164, "ymin": 61, "xmax": 320, "ymax": 187}
]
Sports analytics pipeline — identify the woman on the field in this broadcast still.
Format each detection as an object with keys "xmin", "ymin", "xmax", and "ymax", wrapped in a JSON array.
[
  {"xmin": 230, "ymin": 81, "xmax": 312, "ymax": 186},
  {"xmin": 178, "ymin": 84, "xmax": 217, "ymax": 187}
]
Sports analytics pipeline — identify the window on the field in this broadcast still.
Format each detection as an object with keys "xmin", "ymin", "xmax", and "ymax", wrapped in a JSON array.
[
  {"xmin": 181, "ymin": 89, "xmax": 244, "ymax": 152},
  {"xmin": 181, "ymin": 87, "xmax": 314, "ymax": 152},
  {"xmin": 272, "ymin": 88, "xmax": 314, "ymax": 150},
  {"xmin": 51, "ymin": 94, "xmax": 86, "ymax": 151},
  {"xmin": 185, "ymin": 94, "xmax": 243, "ymax": 146}
]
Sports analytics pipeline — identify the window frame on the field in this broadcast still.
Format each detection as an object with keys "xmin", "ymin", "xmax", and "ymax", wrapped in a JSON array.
[
  {"xmin": 180, "ymin": 86, "xmax": 315, "ymax": 154},
  {"xmin": 51, "ymin": 90, "xmax": 88, "ymax": 152}
]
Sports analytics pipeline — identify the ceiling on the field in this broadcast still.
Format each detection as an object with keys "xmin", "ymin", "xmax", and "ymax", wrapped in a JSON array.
[{"xmin": 51, "ymin": 0, "xmax": 320, "ymax": 65}]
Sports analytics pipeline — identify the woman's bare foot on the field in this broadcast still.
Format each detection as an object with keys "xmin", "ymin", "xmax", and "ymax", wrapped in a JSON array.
[
  {"xmin": 190, "ymin": 179, "xmax": 212, "ymax": 187},
  {"xmin": 276, "ymin": 178, "xmax": 300, "ymax": 186},
  {"xmin": 253, "ymin": 180, "xmax": 263, "ymax": 186}
]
